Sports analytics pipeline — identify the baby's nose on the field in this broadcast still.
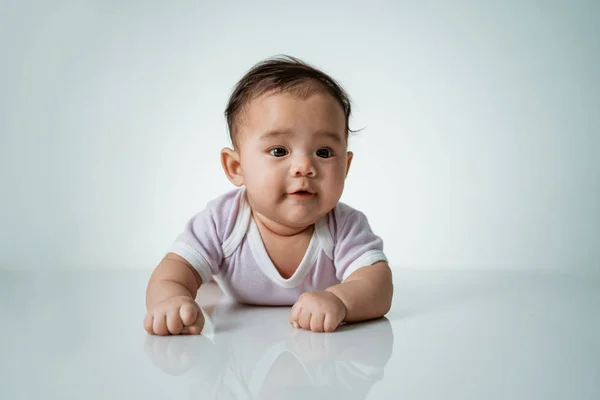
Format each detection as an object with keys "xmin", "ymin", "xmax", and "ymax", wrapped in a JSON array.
[{"xmin": 292, "ymin": 155, "xmax": 316, "ymax": 177}]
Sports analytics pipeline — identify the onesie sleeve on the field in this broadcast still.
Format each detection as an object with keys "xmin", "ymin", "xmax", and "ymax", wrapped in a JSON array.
[
  {"xmin": 167, "ymin": 205, "xmax": 224, "ymax": 285},
  {"xmin": 333, "ymin": 208, "xmax": 388, "ymax": 282},
  {"xmin": 165, "ymin": 188, "xmax": 253, "ymax": 287}
]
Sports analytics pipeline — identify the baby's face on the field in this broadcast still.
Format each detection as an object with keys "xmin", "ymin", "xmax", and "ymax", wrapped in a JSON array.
[{"xmin": 234, "ymin": 91, "xmax": 352, "ymax": 230}]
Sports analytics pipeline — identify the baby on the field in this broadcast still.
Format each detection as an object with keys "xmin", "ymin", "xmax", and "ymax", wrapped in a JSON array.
[{"xmin": 144, "ymin": 55, "xmax": 393, "ymax": 335}]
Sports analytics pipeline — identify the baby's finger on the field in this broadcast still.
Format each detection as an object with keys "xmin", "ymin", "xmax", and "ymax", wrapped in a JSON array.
[
  {"xmin": 153, "ymin": 313, "xmax": 169, "ymax": 336},
  {"xmin": 289, "ymin": 304, "xmax": 302, "ymax": 328},
  {"xmin": 143, "ymin": 313, "xmax": 154, "ymax": 334},
  {"xmin": 182, "ymin": 318, "xmax": 204, "ymax": 335},
  {"xmin": 310, "ymin": 313, "xmax": 326, "ymax": 332},
  {"xmin": 166, "ymin": 310, "xmax": 184, "ymax": 334},
  {"xmin": 299, "ymin": 309, "xmax": 312, "ymax": 330},
  {"xmin": 323, "ymin": 313, "xmax": 340, "ymax": 332},
  {"xmin": 179, "ymin": 303, "xmax": 198, "ymax": 326}
]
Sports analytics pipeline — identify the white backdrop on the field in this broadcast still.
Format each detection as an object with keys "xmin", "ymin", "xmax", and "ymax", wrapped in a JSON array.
[{"xmin": 1, "ymin": 0, "xmax": 598, "ymax": 273}]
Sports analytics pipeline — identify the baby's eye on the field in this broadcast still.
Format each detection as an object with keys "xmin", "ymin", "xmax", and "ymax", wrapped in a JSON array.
[
  {"xmin": 269, "ymin": 147, "xmax": 288, "ymax": 157},
  {"xmin": 316, "ymin": 148, "xmax": 333, "ymax": 158}
]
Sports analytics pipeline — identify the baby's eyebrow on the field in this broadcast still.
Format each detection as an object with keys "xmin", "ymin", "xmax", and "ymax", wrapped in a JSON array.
[
  {"xmin": 259, "ymin": 129, "xmax": 291, "ymax": 141},
  {"xmin": 319, "ymin": 131, "xmax": 343, "ymax": 144},
  {"xmin": 259, "ymin": 129, "xmax": 343, "ymax": 143}
]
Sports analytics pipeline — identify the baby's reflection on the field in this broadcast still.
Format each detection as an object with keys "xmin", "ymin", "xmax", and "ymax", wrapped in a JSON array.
[{"xmin": 145, "ymin": 297, "xmax": 394, "ymax": 399}]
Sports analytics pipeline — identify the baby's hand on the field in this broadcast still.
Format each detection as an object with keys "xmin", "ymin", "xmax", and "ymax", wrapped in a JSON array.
[
  {"xmin": 144, "ymin": 295, "xmax": 205, "ymax": 336},
  {"xmin": 289, "ymin": 291, "xmax": 347, "ymax": 332}
]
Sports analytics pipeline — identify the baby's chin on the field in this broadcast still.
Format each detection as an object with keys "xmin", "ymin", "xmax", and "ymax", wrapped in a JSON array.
[
  {"xmin": 246, "ymin": 195, "xmax": 333, "ymax": 230},
  {"xmin": 280, "ymin": 201, "xmax": 338, "ymax": 225},
  {"xmin": 271, "ymin": 212, "xmax": 317, "ymax": 227},
  {"xmin": 266, "ymin": 209, "xmax": 326, "ymax": 232}
]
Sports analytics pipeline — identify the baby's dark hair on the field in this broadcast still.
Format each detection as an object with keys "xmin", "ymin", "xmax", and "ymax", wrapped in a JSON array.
[{"xmin": 225, "ymin": 55, "xmax": 355, "ymax": 148}]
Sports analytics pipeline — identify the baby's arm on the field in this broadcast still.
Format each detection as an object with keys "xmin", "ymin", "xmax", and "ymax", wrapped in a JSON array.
[
  {"xmin": 325, "ymin": 261, "xmax": 393, "ymax": 322},
  {"xmin": 144, "ymin": 253, "xmax": 205, "ymax": 335},
  {"xmin": 289, "ymin": 261, "xmax": 393, "ymax": 332}
]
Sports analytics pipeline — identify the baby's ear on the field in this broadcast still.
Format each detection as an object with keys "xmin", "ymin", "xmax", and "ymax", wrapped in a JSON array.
[
  {"xmin": 345, "ymin": 151, "xmax": 354, "ymax": 178},
  {"xmin": 220, "ymin": 148, "xmax": 244, "ymax": 187}
]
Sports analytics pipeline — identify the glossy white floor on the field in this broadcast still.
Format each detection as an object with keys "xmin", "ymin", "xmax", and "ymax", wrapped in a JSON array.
[{"xmin": 0, "ymin": 268, "xmax": 598, "ymax": 399}]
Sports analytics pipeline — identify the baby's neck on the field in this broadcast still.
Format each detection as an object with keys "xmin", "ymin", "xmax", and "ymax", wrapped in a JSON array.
[{"xmin": 252, "ymin": 210, "xmax": 313, "ymax": 238}]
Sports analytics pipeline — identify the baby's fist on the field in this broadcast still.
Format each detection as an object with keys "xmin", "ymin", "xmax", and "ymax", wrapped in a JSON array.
[
  {"xmin": 144, "ymin": 296, "xmax": 205, "ymax": 336},
  {"xmin": 290, "ymin": 291, "xmax": 347, "ymax": 332}
]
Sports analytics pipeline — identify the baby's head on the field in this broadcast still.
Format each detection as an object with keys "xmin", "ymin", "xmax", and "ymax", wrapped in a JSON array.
[{"xmin": 221, "ymin": 55, "xmax": 355, "ymax": 233}]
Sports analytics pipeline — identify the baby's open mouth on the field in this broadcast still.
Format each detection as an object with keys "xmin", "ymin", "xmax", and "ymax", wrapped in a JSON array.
[{"xmin": 290, "ymin": 190, "xmax": 314, "ymax": 197}]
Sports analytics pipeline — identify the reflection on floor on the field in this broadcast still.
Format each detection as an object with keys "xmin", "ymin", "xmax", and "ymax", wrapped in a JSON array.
[{"xmin": 145, "ymin": 284, "xmax": 394, "ymax": 399}]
